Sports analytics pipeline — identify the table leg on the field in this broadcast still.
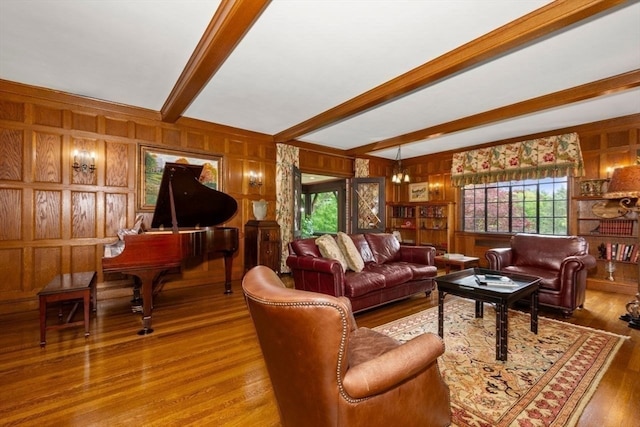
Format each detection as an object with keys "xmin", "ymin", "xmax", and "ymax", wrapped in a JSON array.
[
  {"xmin": 475, "ymin": 300, "xmax": 484, "ymax": 318},
  {"xmin": 438, "ymin": 291, "xmax": 445, "ymax": 338},
  {"xmin": 83, "ymin": 291, "xmax": 90, "ymax": 338},
  {"xmin": 496, "ymin": 303, "xmax": 508, "ymax": 361},
  {"xmin": 39, "ymin": 296, "xmax": 47, "ymax": 347},
  {"xmin": 531, "ymin": 291, "xmax": 539, "ymax": 334}
]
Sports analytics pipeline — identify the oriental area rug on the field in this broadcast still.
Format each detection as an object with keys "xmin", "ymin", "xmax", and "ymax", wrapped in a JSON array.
[{"xmin": 374, "ymin": 299, "xmax": 626, "ymax": 427}]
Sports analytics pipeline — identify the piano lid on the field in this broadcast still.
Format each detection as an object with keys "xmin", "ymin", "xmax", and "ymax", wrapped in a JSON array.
[{"xmin": 151, "ymin": 162, "xmax": 238, "ymax": 229}]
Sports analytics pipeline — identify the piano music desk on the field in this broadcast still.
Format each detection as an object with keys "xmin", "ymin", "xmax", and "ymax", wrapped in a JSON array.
[{"xmin": 38, "ymin": 271, "xmax": 97, "ymax": 347}]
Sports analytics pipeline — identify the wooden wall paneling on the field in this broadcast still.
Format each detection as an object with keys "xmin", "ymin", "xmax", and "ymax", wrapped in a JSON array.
[
  {"xmin": 162, "ymin": 127, "xmax": 181, "ymax": 147},
  {"xmin": 0, "ymin": 99, "xmax": 25, "ymax": 122},
  {"xmin": 0, "ymin": 249, "xmax": 22, "ymax": 294},
  {"xmin": 606, "ymin": 130, "xmax": 629, "ymax": 148},
  {"xmin": 105, "ymin": 141, "xmax": 129, "ymax": 187},
  {"xmin": 134, "ymin": 122, "xmax": 156, "ymax": 142},
  {"xmin": 579, "ymin": 133, "xmax": 601, "ymax": 152},
  {"xmin": 72, "ymin": 111, "xmax": 98, "ymax": 133},
  {"xmin": 34, "ymin": 190, "xmax": 61, "ymax": 240},
  {"xmin": 105, "ymin": 193, "xmax": 128, "ymax": 237},
  {"xmin": 33, "ymin": 105, "xmax": 63, "ymax": 128},
  {"xmin": 71, "ymin": 244, "xmax": 97, "ymax": 275},
  {"xmin": 0, "ymin": 189, "xmax": 22, "ymax": 240},
  {"xmin": 34, "ymin": 131, "xmax": 61, "ymax": 183},
  {"xmin": 71, "ymin": 191, "xmax": 96, "ymax": 239},
  {"xmin": 186, "ymin": 131, "xmax": 205, "ymax": 151},
  {"xmin": 226, "ymin": 156, "xmax": 245, "ymax": 195},
  {"xmin": 581, "ymin": 151, "xmax": 601, "ymax": 179},
  {"xmin": 33, "ymin": 246, "xmax": 62, "ymax": 289},
  {"xmin": 0, "ymin": 127, "xmax": 23, "ymax": 180},
  {"xmin": 104, "ymin": 117, "xmax": 129, "ymax": 137}
]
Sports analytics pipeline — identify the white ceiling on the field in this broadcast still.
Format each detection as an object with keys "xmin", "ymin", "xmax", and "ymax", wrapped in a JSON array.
[{"xmin": 1, "ymin": 0, "xmax": 639, "ymax": 160}]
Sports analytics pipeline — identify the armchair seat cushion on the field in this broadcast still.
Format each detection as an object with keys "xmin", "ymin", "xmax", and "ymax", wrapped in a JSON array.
[
  {"xmin": 348, "ymin": 327, "xmax": 401, "ymax": 366},
  {"xmin": 501, "ymin": 265, "xmax": 561, "ymax": 291}
]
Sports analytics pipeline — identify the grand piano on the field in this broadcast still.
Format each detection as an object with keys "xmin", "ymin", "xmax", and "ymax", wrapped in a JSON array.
[{"xmin": 102, "ymin": 162, "xmax": 239, "ymax": 335}]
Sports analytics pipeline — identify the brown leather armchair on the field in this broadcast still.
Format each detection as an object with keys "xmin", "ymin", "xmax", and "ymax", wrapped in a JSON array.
[
  {"xmin": 242, "ymin": 266, "xmax": 451, "ymax": 427},
  {"xmin": 485, "ymin": 233, "xmax": 596, "ymax": 317}
]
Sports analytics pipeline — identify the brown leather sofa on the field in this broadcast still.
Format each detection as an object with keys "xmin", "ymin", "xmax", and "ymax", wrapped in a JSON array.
[
  {"xmin": 286, "ymin": 233, "xmax": 437, "ymax": 313},
  {"xmin": 242, "ymin": 266, "xmax": 452, "ymax": 427},
  {"xmin": 485, "ymin": 233, "xmax": 597, "ymax": 316}
]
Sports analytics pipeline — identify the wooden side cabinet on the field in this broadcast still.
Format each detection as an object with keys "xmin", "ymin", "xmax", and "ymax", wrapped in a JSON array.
[{"xmin": 244, "ymin": 220, "xmax": 281, "ymax": 273}]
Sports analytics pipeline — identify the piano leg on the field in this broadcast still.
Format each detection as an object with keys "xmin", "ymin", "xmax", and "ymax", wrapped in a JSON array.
[
  {"xmin": 223, "ymin": 251, "xmax": 234, "ymax": 294},
  {"xmin": 128, "ymin": 270, "xmax": 158, "ymax": 335}
]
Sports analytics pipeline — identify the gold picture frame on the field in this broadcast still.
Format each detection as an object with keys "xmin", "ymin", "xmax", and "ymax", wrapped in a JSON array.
[
  {"xmin": 139, "ymin": 145, "xmax": 222, "ymax": 210},
  {"xmin": 408, "ymin": 182, "xmax": 429, "ymax": 202}
]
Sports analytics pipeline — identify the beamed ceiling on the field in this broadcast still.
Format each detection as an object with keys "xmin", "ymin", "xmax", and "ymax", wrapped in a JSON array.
[{"xmin": 1, "ymin": 0, "xmax": 639, "ymax": 160}]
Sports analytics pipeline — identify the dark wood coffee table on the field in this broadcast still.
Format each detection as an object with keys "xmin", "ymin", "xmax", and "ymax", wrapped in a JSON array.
[{"xmin": 436, "ymin": 268, "xmax": 540, "ymax": 361}]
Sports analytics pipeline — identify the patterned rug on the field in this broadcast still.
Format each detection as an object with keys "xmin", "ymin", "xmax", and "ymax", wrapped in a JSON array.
[{"xmin": 374, "ymin": 299, "xmax": 626, "ymax": 427}]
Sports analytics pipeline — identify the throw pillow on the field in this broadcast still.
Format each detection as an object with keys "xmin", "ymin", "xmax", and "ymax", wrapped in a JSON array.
[
  {"xmin": 315, "ymin": 234, "xmax": 348, "ymax": 272},
  {"xmin": 337, "ymin": 232, "xmax": 365, "ymax": 272}
]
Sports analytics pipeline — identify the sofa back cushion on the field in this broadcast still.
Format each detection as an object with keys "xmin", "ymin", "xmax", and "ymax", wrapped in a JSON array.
[
  {"xmin": 364, "ymin": 233, "xmax": 401, "ymax": 265},
  {"xmin": 289, "ymin": 238, "xmax": 321, "ymax": 257},
  {"xmin": 350, "ymin": 234, "xmax": 376, "ymax": 264},
  {"xmin": 511, "ymin": 233, "xmax": 588, "ymax": 271}
]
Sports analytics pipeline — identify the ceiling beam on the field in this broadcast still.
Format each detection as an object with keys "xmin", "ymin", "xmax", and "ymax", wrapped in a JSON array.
[
  {"xmin": 161, "ymin": 0, "xmax": 270, "ymax": 123},
  {"xmin": 273, "ymin": 0, "xmax": 627, "ymax": 143},
  {"xmin": 348, "ymin": 70, "xmax": 640, "ymax": 156}
]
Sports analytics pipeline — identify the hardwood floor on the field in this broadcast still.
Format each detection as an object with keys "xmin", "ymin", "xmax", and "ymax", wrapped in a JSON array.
[{"xmin": 1, "ymin": 275, "xmax": 638, "ymax": 426}]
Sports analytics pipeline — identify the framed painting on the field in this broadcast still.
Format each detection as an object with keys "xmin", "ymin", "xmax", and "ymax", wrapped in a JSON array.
[
  {"xmin": 139, "ymin": 145, "xmax": 222, "ymax": 210},
  {"xmin": 408, "ymin": 182, "xmax": 429, "ymax": 202}
]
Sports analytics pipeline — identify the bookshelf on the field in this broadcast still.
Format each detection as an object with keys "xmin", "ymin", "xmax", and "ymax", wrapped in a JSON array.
[
  {"xmin": 388, "ymin": 201, "xmax": 454, "ymax": 254},
  {"xmin": 573, "ymin": 196, "xmax": 638, "ymax": 295}
]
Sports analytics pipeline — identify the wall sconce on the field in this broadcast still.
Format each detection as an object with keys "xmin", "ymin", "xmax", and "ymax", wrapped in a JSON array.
[
  {"xmin": 72, "ymin": 150, "xmax": 95, "ymax": 173},
  {"xmin": 249, "ymin": 171, "xmax": 263, "ymax": 187},
  {"xmin": 429, "ymin": 183, "xmax": 441, "ymax": 197}
]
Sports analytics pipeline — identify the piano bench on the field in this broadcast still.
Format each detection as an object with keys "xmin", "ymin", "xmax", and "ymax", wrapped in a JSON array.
[{"xmin": 38, "ymin": 271, "xmax": 97, "ymax": 347}]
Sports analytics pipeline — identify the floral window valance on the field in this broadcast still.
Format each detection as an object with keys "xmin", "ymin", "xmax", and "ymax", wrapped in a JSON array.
[{"xmin": 451, "ymin": 132, "xmax": 584, "ymax": 187}]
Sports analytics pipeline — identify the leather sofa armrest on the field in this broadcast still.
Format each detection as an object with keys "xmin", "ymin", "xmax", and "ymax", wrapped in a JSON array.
[
  {"xmin": 560, "ymin": 254, "xmax": 597, "ymax": 278},
  {"xmin": 485, "ymin": 248, "xmax": 513, "ymax": 270},
  {"xmin": 398, "ymin": 245, "xmax": 436, "ymax": 265},
  {"xmin": 286, "ymin": 254, "xmax": 344, "ymax": 274},
  {"xmin": 342, "ymin": 333, "xmax": 444, "ymax": 399}
]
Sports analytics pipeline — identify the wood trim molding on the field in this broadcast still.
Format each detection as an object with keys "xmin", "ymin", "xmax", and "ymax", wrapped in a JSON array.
[
  {"xmin": 350, "ymin": 70, "xmax": 640, "ymax": 155},
  {"xmin": 161, "ymin": 0, "xmax": 271, "ymax": 122},
  {"xmin": 274, "ymin": 0, "xmax": 626, "ymax": 143}
]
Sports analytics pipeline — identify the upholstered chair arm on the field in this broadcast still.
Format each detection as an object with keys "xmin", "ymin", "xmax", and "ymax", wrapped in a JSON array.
[
  {"xmin": 343, "ymin": 333, "xmax": 445, "ymax": 399},
  {"xmin": 338, "ymin": 296, "xmax": 358, "ymax": 331},
  {"xmin": 485, "ymin": 248, "xmax": 513, "ymax": 270},
  {"xmin": 560, "ymin": 254, "xmax": 597, "ymax": 282},
  {"xmin": 399, "ymin": 245, "xmax": 436, "ymax": 265}
]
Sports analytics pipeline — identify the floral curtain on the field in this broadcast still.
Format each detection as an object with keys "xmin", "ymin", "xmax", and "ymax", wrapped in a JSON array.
[
  {"xmin": 451, "ymin": 132, "xmax": 584, "ymax": 187},
  {"xmin": 275, "ymin": 144, "xmax": 299, "ymax": 273}
]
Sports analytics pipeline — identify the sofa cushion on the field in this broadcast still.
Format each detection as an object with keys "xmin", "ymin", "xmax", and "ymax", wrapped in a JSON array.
[
  {"xmin": 290, "ymin": 238, "xmax": 321, "ymax": 257},
  {"xmin": 316, "ymin": 234, "xmax": 348, "ymax": 272},
  {"xmin": 350, "ymin": 234, "xmax": 376, "ymax": 264},
  {"xmin": 510, "ymin": 234, "xmax": 587, "ymax": 271},
  {"xmin": 348, "ymin": 327, "xmax": 400, "ymax": 367},
  {"xmin": 364, "ymin": 233, "xmax": 401, "ymax": 264},
  {"xmin": 344, "ymin": 271, "xmax": 386, "ymax": 297},
  {"xmin": 337, "ymin": 232, "xmax": 365, "ymax": 272},
  {"xmin": 397, "ymin": 262, "xmax": 438, "ymax": 280},
  {"xmin": 501, "ymin": 265, "xmax": 561, "ymax": 291},
  {"xmin": 364, "ymin": 263, "xmax": 413, "ymax": 287}
]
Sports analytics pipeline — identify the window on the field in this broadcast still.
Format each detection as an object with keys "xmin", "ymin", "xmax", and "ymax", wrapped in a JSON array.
[
  {"xmin": 301, "ymin": 180, "xmax": 346, "ymax": 236},
  {"xmin": 463, "ymin": 177, "xmax": 568, "ymax": 235}
]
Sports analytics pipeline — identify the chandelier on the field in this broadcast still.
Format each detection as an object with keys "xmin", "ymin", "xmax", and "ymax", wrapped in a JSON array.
[{"xmin": 391, "ymin": 146, "xmax": 410, "ymax": 184}]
